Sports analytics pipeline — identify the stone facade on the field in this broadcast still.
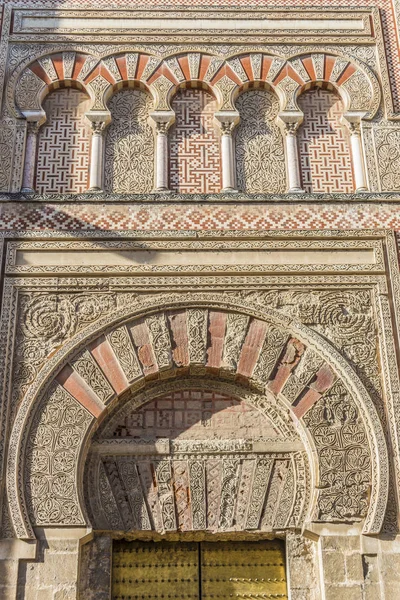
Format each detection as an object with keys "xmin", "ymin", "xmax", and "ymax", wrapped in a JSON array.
[{"xmin": 0, "ymin": 1, "xmax": 400, "ymax": 600}]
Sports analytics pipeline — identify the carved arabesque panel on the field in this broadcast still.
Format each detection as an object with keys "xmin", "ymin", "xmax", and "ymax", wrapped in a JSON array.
[
  {"xmin": 25, "ymin": 384, "xmax": 92, "ymax": 525},
  {"xmin": 303, "ymin": 381, "xmax": 371, "ymax": 521},
  {"xmin": 374, "ymin": 128, "xmax": 400, "ymax": 191},
  {"xmin": 235, "ymin": 89, "xmax": 286, "ymax": 193},
  {"xmin": 104, "ymin": 89, "xmax": 154, "ymax": 193}
]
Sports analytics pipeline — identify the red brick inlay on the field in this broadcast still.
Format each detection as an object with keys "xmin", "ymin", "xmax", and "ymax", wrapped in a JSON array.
[
  {"xmin": 168, "ymin": 310, "xmax": 190, "ymax": 369},
  {"xmin": 3, "ymin": 203, "xmax": 400, "ymax": 231},
  {"xmin": 206, "ymin": 311, "xmax": 227, "ymax": 370},
  {"xmin": 292, "ymin": 363, "xmax": 337, "ymax": 418},
  {"xmin": 56, "ymin": 365, "xmax": 104, "ymax": 418},
  {"xmin": 237, "ymin": 319, "xmax": 268, "ymax": 379},
  {"xmin": 88, "ymin": 336, "xmax": 129, "ymax": 394},
  {"xmin": 129, "ymin": 321, "xmax": 159, "ymax": 377},
  {"xmin": 268, "ymin": 338, "xmax": 305, "ymax": 395}
]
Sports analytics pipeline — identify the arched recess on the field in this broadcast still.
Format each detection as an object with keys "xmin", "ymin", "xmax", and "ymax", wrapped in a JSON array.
[
  {"xmin": 36, "ymin": 87, "xmax": 91, "ymax": 194},
  {"xmin": 234, "ymin": 85, "xmax": 286, "ymax": 193},
  {"xmin": 7, "ymin": 297, "xmax": 388, "ymax": 541},
  {"xmin": 169, "ymin": 85, "xmax": 221, "ymax": 193},
  {"xmin": 297, "ymin": 86, "xmax": 354, "ymax": 193},
  {"xmin": 104, "ymin": 86, "xmax": 155, "ymax": 193},
  {"xmin": 84, "ymin": 378, "xmax": 309, "ymax": 533}
]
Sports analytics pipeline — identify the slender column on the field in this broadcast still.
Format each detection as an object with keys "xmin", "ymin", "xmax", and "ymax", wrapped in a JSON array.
[
  {"xmin": 149, "ymin": 111, "xmax": 175, "ymax": 193},
  {"xmin": 214, "ymin": 111, "xmax": 239, "ymax": 193},
  {"xmin": 154, "ymin": 122, "xmax": 169, "ymax": 192},
  {"xmin": 284, "ymin": 122, "xmax": 303, "ymax": 193},
  {"xmin": 220, "ymin": 122, "xmax": 237, "ymax": 192},
  {"xmin": 89, "ymin": 121, "xmax": 106, "ymax": 192},
  {"xmin": 348, "ymin": 121, "xmax": 368, "ymax": 192},
  {"xmin": 21, "ymin": 121, "xmax": 40, "ymax": 193}
]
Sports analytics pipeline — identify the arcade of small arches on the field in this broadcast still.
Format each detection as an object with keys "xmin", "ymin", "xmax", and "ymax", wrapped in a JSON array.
[{"xmin": 14, "ymin": 50, "xmax": 379, "ymax": 195}]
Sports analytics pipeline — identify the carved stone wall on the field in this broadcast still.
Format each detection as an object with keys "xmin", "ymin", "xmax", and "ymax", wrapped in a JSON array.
[
  {"xmin": 298, "ymin": 88, "xmax": 354, "ymax": 193},
  {"xmin": 374, "ymin": 128, "xmax": 400, "ymax": 191},
  {"xmin": 303, "ymin": 380, "xmax": 371, "ymax": 522},
  {"xmin": 2, "ymin": 1, "xmax": 400, "ymax": 597},
  {"xmin": 36, "ymin": 88, "xmax": 91, "ymax": 194},
  {"xmin": 105, "ymin": 89, "xmax": 154, "ymax": 193},
  {"xmin": 169, "ymin": 89, "xmax": 221, "ymax": 193},
  {"xmin": 235, "ymin": 89, "xmax": 286, "ymax": 193},
  {"xmin": 25, "ymin": 383, "xmax": 92, "ymax": 526}
]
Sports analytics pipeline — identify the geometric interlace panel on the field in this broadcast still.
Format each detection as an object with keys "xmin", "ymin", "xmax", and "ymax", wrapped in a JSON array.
[
  {"xmin": 170, "ymin": 88, "xmax": 222, "ymax": 193},
  {"xmin": 112, "ymin": 540, "xmax": 288, "ymax": 600},
  {"xmin": 298, "ymin": 87, "xmax": 354, "ymax": 193},
  {"xmin": 36, "ymin": 88, "xmax": 91, "ymax": 194}
]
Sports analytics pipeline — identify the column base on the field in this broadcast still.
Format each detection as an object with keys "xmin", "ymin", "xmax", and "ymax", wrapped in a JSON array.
[
  {"xmin": 152, "ymin": 188, "xmax": 172, "ymax": 193},
  {"xmin": 355, "ymin": 187, "xmax": 369, "ymax": 193},
  {"xmin": 221, "ymin": 188, "xmax": 239, "ymax": 193},
  {"xmin": 21, "ymin": 187, "xmax": 36, "ymax": 193},
  {"xmin": 288, "ymin": 187, "xmax": 305, "ymax": 193},
  {"xmin": 87, "ymin": 187, "xmax": 104, "ymax": 193}
]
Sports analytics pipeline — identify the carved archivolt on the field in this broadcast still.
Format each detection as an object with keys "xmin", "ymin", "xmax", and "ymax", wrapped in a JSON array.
[
  {"xmin": 8, "ymin": 297, "xmax": 388, "ymax": 540},
  {"xmin": 13, "ymin": 50, "xmax": 380, "ymax": 120}
]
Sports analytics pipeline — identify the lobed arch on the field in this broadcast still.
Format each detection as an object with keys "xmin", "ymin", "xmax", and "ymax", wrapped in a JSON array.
[
  {"xmin": 7, "ymin": 294, "xmax": 388, "ymax": 541},
  {"xmin": 14, "ymin": 49, "xmax": 380, "ymax": 122}
]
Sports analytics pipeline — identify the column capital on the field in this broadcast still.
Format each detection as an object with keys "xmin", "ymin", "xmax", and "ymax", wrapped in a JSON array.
[
  {"xmin": 26, "ymin": 121, "xmax": 41, "ymax": 135},
  {"xmin": 214, "ymin": 110, "xmax": 240, "ymax": 135},
  {"xmin": 341, "ymin": 111, "xmax": 366, "ymax": 134},
  {"xmin": 347, "ymin": 121, "xmax": 362, "ymax": 136},
  {"xmin": 277, "ymin": 110, "xmax": 303, "ymax": 135},
  {"xmin": 282, "ymin": 121, "xmax": 300, "ymax": 136},
  {"xmin": 90, "ymin": 120, "xmax": 107, "ymax": 136},
  {"xmin": 149, "ymin": 110, "xmax": 175, "ymax": 134},
  {"xmin": 85, "ymin": 110, "xmax": 111, "ymax": 130}
]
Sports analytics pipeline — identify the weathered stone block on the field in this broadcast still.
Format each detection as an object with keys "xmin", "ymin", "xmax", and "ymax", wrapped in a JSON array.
[
  {"xmin": 322, "ymin": 535, "xmax": 360, "ymax": 552},
  {"xmin": 323, "ymin": 552, "xmax": 346, "ymax": 584},
  {"xmin": 363, "ymin": 583, "xmax": 382, "ymax": 600},
  {"xmin": 54, "ymin": 587, "xmax": 77, "ymax": 600},
  {"xmin": 37, "ymin": 554, "xmax": 79, "ymax": 587},
  {"xmin": 346, "ymin": 553, "xmax": 364, "ymax": 582},
  {"xmin": 380, "ymin": 553, "xmax": 400, "ymax": 581},
  {"xmin": 325, "ymin": 585, "xmax": 362, "ymax": 600}
]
